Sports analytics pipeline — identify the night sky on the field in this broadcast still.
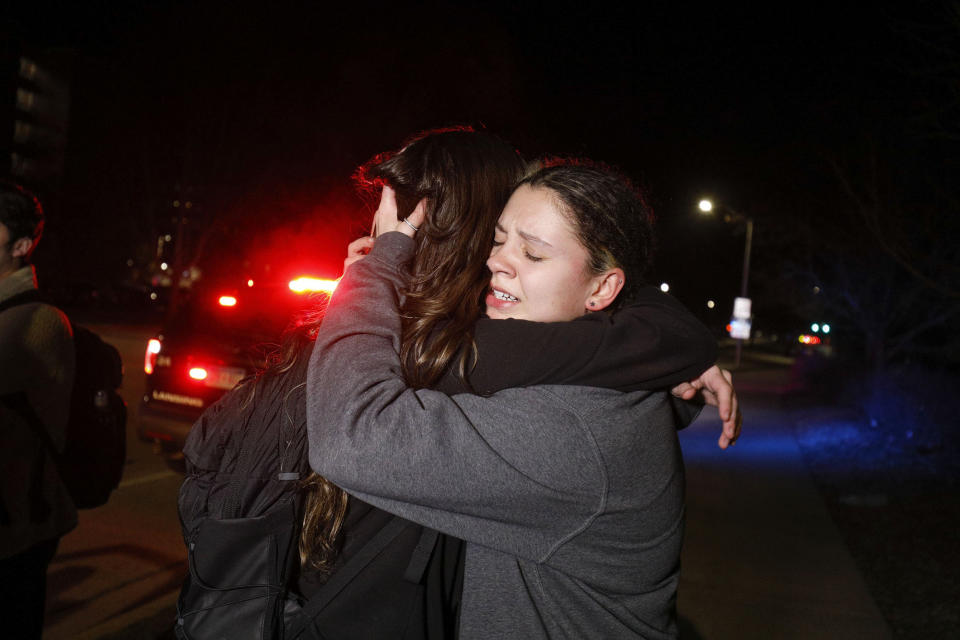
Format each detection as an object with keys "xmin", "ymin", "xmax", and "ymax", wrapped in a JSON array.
[{"xmin": 2, "ymin": 2, "xmax": 947, "ymax": 327}]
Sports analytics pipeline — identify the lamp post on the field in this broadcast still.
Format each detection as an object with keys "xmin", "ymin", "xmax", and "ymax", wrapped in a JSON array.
[{"xmin": 698, "ymin": 198, "xmax": 755, "ymax": 367}]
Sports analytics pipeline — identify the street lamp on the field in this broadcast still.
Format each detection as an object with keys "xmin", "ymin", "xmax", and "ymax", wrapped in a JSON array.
[{"xmin": 698, "ymin": 198, "xmax": 755, "ymax": 367}]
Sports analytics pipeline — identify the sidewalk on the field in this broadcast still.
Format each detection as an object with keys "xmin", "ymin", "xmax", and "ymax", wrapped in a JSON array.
[{"xmin": 676, "ymin": 381, "xmax": 891, "ymax": 638}]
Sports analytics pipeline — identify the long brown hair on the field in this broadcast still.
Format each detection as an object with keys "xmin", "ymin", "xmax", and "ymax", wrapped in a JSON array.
[
  {"xmin": 356, "ymin": 127, "xmax": 527, "ymax": 387},
  {"xmin": 298, "ymin": 127, "xmax": 526, "ymax": 572}
]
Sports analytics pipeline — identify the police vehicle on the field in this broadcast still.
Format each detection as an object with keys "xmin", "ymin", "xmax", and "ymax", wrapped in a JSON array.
[{"xmin": 137, "ymin": 272, "xmax": 336, "ymax": 458}]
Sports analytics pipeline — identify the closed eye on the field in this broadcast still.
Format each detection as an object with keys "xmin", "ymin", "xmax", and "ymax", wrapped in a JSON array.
[{"xmin": 524, "ymin": 251, "xmax": 543, "ymax": 262}]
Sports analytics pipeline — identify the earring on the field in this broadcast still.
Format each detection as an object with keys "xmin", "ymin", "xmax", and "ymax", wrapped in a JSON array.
[{"xmin": 589, "ymin": 301, "xmax": 596, "ymax": 308}]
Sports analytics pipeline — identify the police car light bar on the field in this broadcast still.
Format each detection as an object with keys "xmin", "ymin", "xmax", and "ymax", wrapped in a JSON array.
[{"xmin": 288, "ymin": 277, "xmax": 339, "ymax": 294}]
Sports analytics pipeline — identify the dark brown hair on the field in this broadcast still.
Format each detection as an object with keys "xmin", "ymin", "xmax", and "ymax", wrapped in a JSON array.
[
  {"xmin": 0, "ymin": 181, "xmax": 44, "ymax": 262},
  {"xmin": 518, "ymin": 162, "xmax": 655, "ymax": 312},
  {"xmin": 356, "ymin": 127, "xmax": 527, "ymax": 387},
  {"xmin": 297, "ymin": 127, "xmax": 526, "ymax": 571}
]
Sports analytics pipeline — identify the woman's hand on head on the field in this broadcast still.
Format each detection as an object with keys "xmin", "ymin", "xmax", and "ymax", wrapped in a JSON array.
[
  {"xmin": 345, "ymin": 188, "xmax": 427, "ymax": 273},
  {"xmin": 671, "ymin": 365, "xmax": 741, "ymax": 449},
  {"xmin": 374, "ymin": 186, "xmax": 427, "ymax": 238}
]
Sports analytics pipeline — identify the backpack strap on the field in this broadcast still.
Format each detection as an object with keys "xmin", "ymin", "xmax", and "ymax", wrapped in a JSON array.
[
  {"xmin": 0, "ymin": 288, "xmax": 47, "ymax": 314},
  {"xmin": 0, "ymin": 289, "xmax": 72, "ymax": 338},
  {"xmin": 285, "ymin": 515, "xmax": 413, "ymax": 640},
  {"xmin": 403, "ymin": 527, "xmax": 440, "ymax": 584},
  {"xmin": 220, "ymin": 365, "xmax": 309, "ymax": 520},
  {"xmin": 219, "ymin": 405, "xmax": 261, "ymax": 520}
]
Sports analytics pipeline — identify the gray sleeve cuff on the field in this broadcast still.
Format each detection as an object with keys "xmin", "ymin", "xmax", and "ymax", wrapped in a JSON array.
[{"xmin": 368, "ymin": 231, "xmax": 415, "ymax": 268}]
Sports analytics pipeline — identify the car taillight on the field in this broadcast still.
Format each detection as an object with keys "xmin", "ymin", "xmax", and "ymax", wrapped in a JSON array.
[
  {"xmin": 189, "ymin": 367, "xmax": 208, "ymax": 381},
  {"xmin": 798, "ymin": 334, "xmax": 821, "ymax": 345},
  {"xmin": 145, "ymin": 338, "xmax": 161, "ymax": 374},
  {"xmin": 289, "ymin": 276, "xmax": 338, "ymax": 294}
]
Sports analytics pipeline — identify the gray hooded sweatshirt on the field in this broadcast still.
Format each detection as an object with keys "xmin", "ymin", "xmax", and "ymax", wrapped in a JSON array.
[{"xmin": 307, "ymin": 233, "xmax": 699, "ymax": 639}]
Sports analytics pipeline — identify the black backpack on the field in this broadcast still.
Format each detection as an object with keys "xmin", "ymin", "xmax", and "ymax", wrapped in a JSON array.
[
  {"xmin": 0, "ymin": 289, "xmax": 127, "ymax": 509},
  {"xmin": 176, "ymin": 349, "xmax": 460, "ymax": 639}
]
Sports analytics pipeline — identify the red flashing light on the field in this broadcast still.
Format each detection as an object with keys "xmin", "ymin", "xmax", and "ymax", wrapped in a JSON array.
[
  {"xmin": 219, "ymin": 295, "xmax": 238, "ymax": 307},
  {"xmin": 725, "ymin": 323, "xmax": 732, "ymax": 333},
  {"xmin": 798, "ymin": 334, "xmax": 822, "ymax": 345},
  {"xmin": 145, "ymin": 338, "xmax": 161, "ymax": 374},
  {"xmin": 289, "ymin": 276, "xmax": 338, "ymax": 295},
  {"xmin": 189, "ymin": 367, "xmax": 208, "ymax": 381}
]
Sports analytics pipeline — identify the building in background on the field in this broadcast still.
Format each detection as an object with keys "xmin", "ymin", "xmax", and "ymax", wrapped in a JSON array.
[{"xmin": 1, "ymin": 29, "xmax": 71, "ymax": 197}]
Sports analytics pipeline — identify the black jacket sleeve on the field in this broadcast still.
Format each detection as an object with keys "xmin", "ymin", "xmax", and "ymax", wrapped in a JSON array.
[{"xmin": 435, "ymin": 287, "xmax": 717, "ymax": 396}]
